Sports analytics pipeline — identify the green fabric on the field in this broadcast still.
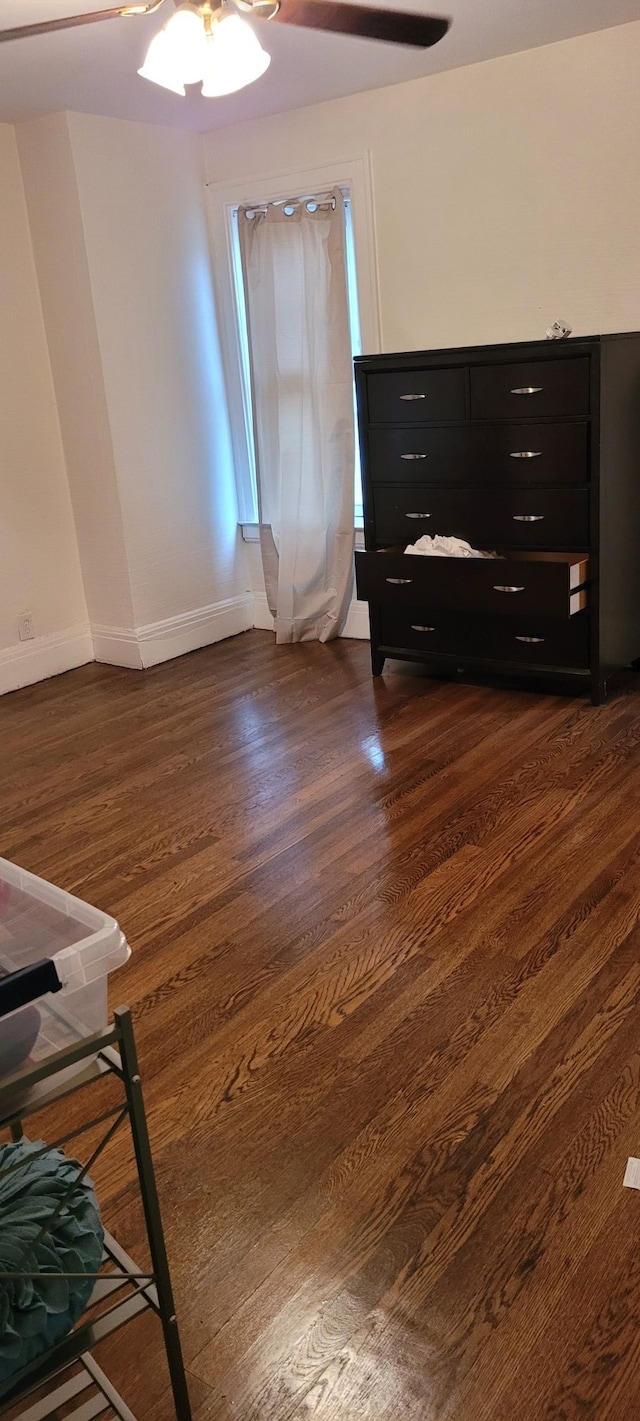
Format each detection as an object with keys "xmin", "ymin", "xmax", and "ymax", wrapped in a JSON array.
[{"xmin": 0, "ymin": 1138, "xmax": 103, "ymax": 1385}]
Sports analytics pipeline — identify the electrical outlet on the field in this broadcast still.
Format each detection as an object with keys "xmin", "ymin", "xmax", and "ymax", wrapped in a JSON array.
[{"xmin": 17, "ymin": 613, "xmax": 34, "ymax": 642}]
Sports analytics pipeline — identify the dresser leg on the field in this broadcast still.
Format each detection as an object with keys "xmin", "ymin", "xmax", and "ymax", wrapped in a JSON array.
[
  {"xmin": 591, "ymin": 677, "xmax": 608, "ymax": 706},
  {"xmin": 371, "ymin": 650, "xmax": 385, "ymax": 677}
]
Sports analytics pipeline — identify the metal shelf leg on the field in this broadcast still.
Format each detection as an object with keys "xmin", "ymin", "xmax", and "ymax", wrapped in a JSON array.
[{"xmin": 115, "ymin": 1008, "xmax": 192, "ymax": 1421}]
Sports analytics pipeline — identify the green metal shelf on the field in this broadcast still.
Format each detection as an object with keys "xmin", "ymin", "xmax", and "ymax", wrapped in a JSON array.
[{"xmin": 0, "ymin": 1010, "xmax": 191, "ymax": 1421}]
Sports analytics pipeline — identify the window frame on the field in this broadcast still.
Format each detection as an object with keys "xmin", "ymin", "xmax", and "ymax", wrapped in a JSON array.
[{"xmin": 205, "ymin": 154, "xmax": 382, "ymax": 528}]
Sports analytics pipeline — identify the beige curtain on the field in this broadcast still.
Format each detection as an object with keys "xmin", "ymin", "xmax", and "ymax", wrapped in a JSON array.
[{"xmin": 237, "ymin": 190, "xmax": 355, "ymax": 643}]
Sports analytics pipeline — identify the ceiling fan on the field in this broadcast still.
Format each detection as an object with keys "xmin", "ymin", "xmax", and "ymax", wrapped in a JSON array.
[{"xmin": 0, "ymin": 1, "xmax": 451, "ymax": 98}]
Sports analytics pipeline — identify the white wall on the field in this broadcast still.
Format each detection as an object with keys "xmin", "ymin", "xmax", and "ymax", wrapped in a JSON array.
[
  {"xmin": 66, "ymin": 112, "xmax": 249, "ymax": 640},
  {"xmin": 17, "ymin": 114, "xmax": 135, "ymax": 639},
  {"xmin": 202, "ymin": 21, "xmax": 640, "ymax": 352},
  {"xmin": 17, "ymin": 111, "xmax": 252, "ymax": 670},
  {"xmin": 0, "ymin": 123, "xmax": 90, "ymax": 693}
]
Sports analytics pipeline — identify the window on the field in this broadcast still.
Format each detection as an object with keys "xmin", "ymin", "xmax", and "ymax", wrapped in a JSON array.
[
  {"xmin": 344, "ymin": 198, "xmax": 364, "ymax": 526},
  {"xmin": 205, "ymin": 155, "xmax": 380, "ymax": 534},
  {"xmin": 229, "ymin": 193, "xmax": 364, "ymax": 528}
]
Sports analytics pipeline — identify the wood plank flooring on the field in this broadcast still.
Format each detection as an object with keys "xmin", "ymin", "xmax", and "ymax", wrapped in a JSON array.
[{"xmin": 3, "ymin": 633, "xmax": 640, "ymax": 1420}]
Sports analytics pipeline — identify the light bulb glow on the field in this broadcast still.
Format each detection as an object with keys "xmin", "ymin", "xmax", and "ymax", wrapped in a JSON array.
[
  {"xmin": 163, "ymin": 5, "xmax": 209, "ymax": 84},
  {"xmin": 137, "ymin": 29, "xmax": 186, "ymax": 94},
  {"xmin": 201, "ymin": 15, "xmax": 271, "ymax": 97}
]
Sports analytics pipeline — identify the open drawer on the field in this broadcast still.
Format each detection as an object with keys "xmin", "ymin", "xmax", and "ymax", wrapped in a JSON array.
[{"xmin": 355, "ymin": 548, "xmax": 589, "ymax": 618}]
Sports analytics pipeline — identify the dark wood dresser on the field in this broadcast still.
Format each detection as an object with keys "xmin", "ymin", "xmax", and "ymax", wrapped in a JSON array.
[{"xmin": 354, "ymin": 334, "xmax": 640, "ymax": 703}]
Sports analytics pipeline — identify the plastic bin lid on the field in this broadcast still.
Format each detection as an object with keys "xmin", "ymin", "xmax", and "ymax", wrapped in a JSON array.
[{"xmin": 0, "ymin": 857, "xmax": 130, "ymax": 991}]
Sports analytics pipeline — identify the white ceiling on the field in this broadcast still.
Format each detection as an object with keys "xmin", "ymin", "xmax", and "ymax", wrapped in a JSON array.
[{"xmin": 0, "ymin": 0, "xmax": 639, "ymax": 133}]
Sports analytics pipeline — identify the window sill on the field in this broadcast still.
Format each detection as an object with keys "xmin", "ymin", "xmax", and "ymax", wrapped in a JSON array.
[{"xmin": 241, "ymin": 522, "xmax": 364, "ymax": 545}]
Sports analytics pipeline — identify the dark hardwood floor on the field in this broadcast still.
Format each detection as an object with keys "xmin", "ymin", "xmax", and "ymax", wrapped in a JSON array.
[{"xmin": 3, "ymin": 632, "xmax": 640, "ymax": 1420}]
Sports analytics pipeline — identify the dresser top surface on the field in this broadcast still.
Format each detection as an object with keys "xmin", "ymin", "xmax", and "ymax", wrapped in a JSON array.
[{"xmin": 355, "ymin": 331, "xmax": 640, "ymax": 373}]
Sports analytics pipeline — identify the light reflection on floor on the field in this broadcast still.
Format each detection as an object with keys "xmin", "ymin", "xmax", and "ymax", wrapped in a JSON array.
[{"xmin": 361, "ymin": 734, "xmax": 387, "ymax": 774}]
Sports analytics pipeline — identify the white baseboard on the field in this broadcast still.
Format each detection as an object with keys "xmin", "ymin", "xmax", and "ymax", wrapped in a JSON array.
[
  {"xmin": 250, "ymin": 593, "xmax": 370, "ymax": 640},
  {"xmin": 0, "ymin": 624, "xmax": 93, "ymax": 696},
  {"xmin": 0, "ymin": 591, "xmax": 368, "ymax": 695},
  {"xmin": 251, "ymin": 592, "xmax": 275, "ymax": 631},
  {"xmin": 137, "ymin": 594, "xmax": 254, "ymax": 667},
  {"xmin": 91, "ymin": 625, "xmax": 144, "ymax": 670},
  {"xmin": 341, "ymin": 599, "xmax": 370, "ymax": 640},
  {"xmin": 93, "ymin": 594, "xmax": 254, "ymax": 670}
]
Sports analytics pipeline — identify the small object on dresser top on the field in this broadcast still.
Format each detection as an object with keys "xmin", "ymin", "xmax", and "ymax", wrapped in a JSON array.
[
  {"xmin": 545, "ymin": 319, "xmax": 572, "ymax": 340},
  {"xmin": 404, "ymin": 534, "xmax": 502, "ymax": 560}
]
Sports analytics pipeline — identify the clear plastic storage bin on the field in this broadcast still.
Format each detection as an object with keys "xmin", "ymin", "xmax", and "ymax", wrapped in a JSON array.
[{"xmin": 0, "ymin": 857, "xmax": 130, "ymax": 1080}]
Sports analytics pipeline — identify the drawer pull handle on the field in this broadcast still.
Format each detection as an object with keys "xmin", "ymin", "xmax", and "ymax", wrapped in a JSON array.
[
  {"xmin": 400, "ymin": 453, "xmax": 427, "ymax": 460},
  {"xmin": 399, "ymin": 393, "xmax": 426, "ymax": 400},
  {"xmin": 411, "ymin": 625, "xmax": 435, "ymax": 632},
  {"xmin": 510, "ymin": 386, "xmax": 543, "ymax": 395},
  {"xmin": 515, "ymin": 635, "xmax": 545, "ymax": 643},
  {"xmin": 386, "ymin": 577, "xmax": 414, "ymax": 585},
  {"xmin": 493, "ymin": 585, "xmax": 526, "ymax": 593},
  {"xmin": 405, "ymin": 512, "xmax": 431, "ymax": 519},
  {"xmin": 513, "ymin": 514, "xmax": 545, "ymax": 522},
  {"xmin": 510, "ymin": 451, "xmax": 542, "ymax": 459}
]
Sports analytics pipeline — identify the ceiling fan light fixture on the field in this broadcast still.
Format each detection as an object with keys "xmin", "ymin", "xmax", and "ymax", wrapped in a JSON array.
[
  {"xmin": 137, "ymin": 28, "xmax": 186, "ymax": 94},
  {"xmin": 201, "ymin": 14, "xmax": 271, "ymax": 97}
]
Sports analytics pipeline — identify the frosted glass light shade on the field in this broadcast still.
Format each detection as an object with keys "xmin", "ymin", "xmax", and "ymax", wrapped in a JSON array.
[
  {"xmin": 163, "ymin": 4, "xmax": 209, "ymax": 84},
  {"xmin": 201, "ymin": 15, "xmax": 271, "ymax": 97},
  {"xmin": 137, "ymin": 29, "xmax": 186, "ymax": 94}
]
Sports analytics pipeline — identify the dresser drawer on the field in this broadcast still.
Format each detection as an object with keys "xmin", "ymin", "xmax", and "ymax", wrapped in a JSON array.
[
  {"xmin": 355, "ymin": 548, "xmax": 589, "ymax": 619},
  {"xmin": 378, "ymin": 608, "xmax": 590, "ymax": 669},
  {"xmin": 368, "ymin": 422, "xmax": 588, "ymax": 484},
  {"xmin": 373, "ymin": 486, "xmax": 589, "ymax": 549},
  {"xmin": 366, "ymin": 367, "xmax": 466, "ymax": 423},
  {"xmin": 470, "ymin": 357, "xmax": 590, "ymax": 420}
]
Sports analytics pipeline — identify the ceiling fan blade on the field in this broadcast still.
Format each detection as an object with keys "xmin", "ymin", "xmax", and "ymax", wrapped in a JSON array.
[
  {"xmin": 0, "ymin": 2, "xmax": 163, "ymax": 44},
  {"xmin": 264, "ymin": 0, "xmax": 450, "ymax": 48}
]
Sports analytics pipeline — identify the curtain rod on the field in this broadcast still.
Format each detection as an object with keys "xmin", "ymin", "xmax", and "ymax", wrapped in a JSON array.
[{"xmin": 240, "ymin": 190, "xmax": 340, "ymax": 218}]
